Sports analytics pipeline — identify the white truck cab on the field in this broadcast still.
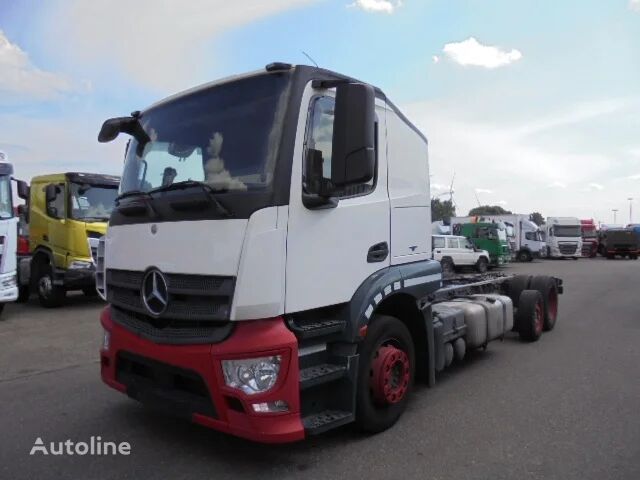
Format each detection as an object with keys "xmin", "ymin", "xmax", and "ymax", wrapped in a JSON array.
[
  {"xmin": 96, "ymin": 63, "xmax": 563, "ymax": 444},
  {"xmin": 543, "ymin": 217, "xmax": 582, "ymax": 259},
  {"xmin": 432, "ymin": 234, "xmax": 490, "ymax": 273},
  {"xmin": 0, "ymin": 156, "xmax": 20, "ymax": 315}
]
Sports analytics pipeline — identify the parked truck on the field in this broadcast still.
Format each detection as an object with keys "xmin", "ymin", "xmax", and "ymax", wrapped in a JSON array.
[
  {"xmin": 580, "ymin": 219, "xmax": 598, "ymax": 257},
  {"xmin": 450, "ymin": 218, "xmax": 510, "ymax": 266},
  {"xmin": 17, "ymin": 172, "xmax": 120, "ymax": 307},
  {"xmin": 0, "ymin": 153, "xmax": 21, "ymax": 317},
  {"xmin": 598, "ymin": 228, "xmax": 639, "ymax": 259},
  {"xmin": 96, "ymin": 63, "xmax": 563, "ymax": 443},
  {"xmin": 543, "ymin": 217, "xmax": 582, "ymax": 259},
  {"xmin": 452, "ymin": 214, "xmax": 544, "ymax": 262}
]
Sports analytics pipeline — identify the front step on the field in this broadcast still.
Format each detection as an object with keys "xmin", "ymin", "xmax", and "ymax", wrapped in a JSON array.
[
  {"xmin": 303, "ymin": 410, "xmax": 353, "ymax": 435},
  {"xmin": 289, "ymin": 319, "xmax": 346, "ymax": 340},
  {"xmin": 299, "ymin": 363, "xmax": 348, "ymax": 390}
]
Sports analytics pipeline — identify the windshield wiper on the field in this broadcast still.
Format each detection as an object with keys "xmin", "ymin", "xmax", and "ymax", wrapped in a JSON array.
[{"xmin": 148, "ymin": 180, "xmax": 232, "ymax": 217}]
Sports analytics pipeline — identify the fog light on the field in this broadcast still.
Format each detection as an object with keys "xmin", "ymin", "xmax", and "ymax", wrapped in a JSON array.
[
  {"xmin": 252, "ymin": 400, "xmax": 289, "ymax": 413},
  {"xmin": 222, "ymin": 355, "xmax": 282, "ymax": 395}
]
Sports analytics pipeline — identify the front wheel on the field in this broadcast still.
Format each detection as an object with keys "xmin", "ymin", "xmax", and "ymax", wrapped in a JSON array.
[
  {"xmin": 355, "ymin": 314, "xmax": 415, "ymax": 433},
  {"xmin": 37, "ymin": 263, "xmax": 65, "ymax": 308},
  {"xmin": 475, "ymin": 257, "xmax": 488, "ymax": 273},
  {"xmin": 517, "ymin": 250, "xmax": 531, "ymax": 262},
  {"xmin": 440, "ymin": 258, "xmax": 455, "ymax": 276}
]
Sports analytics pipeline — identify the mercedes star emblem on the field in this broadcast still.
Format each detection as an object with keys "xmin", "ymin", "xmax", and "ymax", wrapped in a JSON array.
[{"xmin": 141, "ymin": 269, "xmax": 169, "ymax": 317}]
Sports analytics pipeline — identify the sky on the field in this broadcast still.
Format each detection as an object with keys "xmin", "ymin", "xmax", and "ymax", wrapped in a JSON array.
[{"xmin": 0, "ymin": 0, "xmax": 639, "ymax": 224}]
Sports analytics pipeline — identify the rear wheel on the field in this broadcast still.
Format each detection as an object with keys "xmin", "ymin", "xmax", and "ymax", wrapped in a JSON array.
[
  {"xmin": 516, "ymin": 290, "xmax": 544, "ymax": 342},
  {"xmin": 440, "ymin": 258, "xmax": 455, "ymax": 276},
  {"xmin": 356, "ymin": 314, "xmax": 415, "ymax": 433},
  {"xmin": 475, "ymin": 257, "xmax": 488, "ymax": 273},
  {"xmin": 36, "ymin": 262, "xmax": 65, "ymax": 308},
  {"xmin": 529, "ymin": 276, "xmax": 558, "ymax": 331}
]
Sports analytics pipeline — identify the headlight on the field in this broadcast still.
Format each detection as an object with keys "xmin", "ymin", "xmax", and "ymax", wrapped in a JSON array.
[
  {"xmin": 222, "ymin": 356, "xmax": 282, "ymax": 395},
  {"xmin": 102, "ymin": 329, "xmax": 110, "ymax": 351},
  {"xmin": 68, "ymin": 260, "xmax": 92, "ymax": 270}
]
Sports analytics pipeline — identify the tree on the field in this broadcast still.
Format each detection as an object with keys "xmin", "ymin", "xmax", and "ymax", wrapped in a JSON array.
[
  {"xmin": 431, "ymin": 198, "xmax": 456, "ymax": 222},
  {"xmin": 530, "ymin": 212, "xmax": 545, "ymax": 226},
  {"xmin": 468, "ymin": 205, "xmax": 512, "ymax": 216}
]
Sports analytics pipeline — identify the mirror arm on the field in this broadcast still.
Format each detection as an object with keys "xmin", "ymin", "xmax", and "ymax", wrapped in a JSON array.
[{"xmin": 302, "ymin": 192, "xmax": 338, "ymax": 210}]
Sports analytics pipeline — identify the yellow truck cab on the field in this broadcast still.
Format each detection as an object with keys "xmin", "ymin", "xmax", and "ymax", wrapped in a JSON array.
[{"xmin": 19, "ymin": 172, "xmax": 120, "ymax": 307}]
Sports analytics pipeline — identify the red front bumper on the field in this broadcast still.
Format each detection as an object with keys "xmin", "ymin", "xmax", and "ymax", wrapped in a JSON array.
[{"xmin": 100, "ymin": 307, "xmax": 305, "ymax": 443}]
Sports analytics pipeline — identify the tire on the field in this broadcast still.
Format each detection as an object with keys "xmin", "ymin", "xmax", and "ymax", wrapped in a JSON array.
[
  {"xmin": 16, "ymin": 285, "xmax": 30, "ymax": 303},
  {"xmin": 355, "ymin": 314, "xmax": 415, "ymax": 433},
  {"xmin": 528, "ymin": 276, "xmax": 559, "ymax": 331},
  {"xmin": 572, "ymin": 257, "xmax": 578, "ymax": 260},
  {"xmin": 440, "ymin": 257, "xmax": 455, "ymax": 276},
  {"xmin": 517, "ymin": 250, "xmax": 531, "ymax": 262},
  {"xmin": 516, "ymin": 290, "xmax": 544, "ymax": 342},
  {"xmin": 503, "ymin": 275, "xmax": 531, "ymax": 308},
  {"xmin": 36, "ymin": 262, "xmax": 65, "ymax": 308},
  {"xmin": 475, "ymin": 257, "xmax": 488, "ymax": 273},
  {"xmin": 0, "ymin": 302, "xmax": 5, "ymax": 319}
]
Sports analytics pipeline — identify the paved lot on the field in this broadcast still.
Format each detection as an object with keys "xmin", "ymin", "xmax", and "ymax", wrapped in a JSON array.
[{"xmin": 1, "ymin": 258, "xmax": 639, "ymax": 480}]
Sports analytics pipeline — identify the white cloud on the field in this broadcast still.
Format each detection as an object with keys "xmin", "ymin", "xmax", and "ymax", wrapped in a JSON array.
[
  {"xmin": 548, "ymin": 181, "xmax": 567, "ymax": 189},
  {"xmin": 432, "ymin": 55, "xmax": 440, "ymax": 64},
  {"xmin": 431, "ymin": 183, "xmax": 446, "ymax": 190},
  {"xmin": 628, "ymin": 174, "xmax": 640, "ymax": 180},
  {"xmin": 348, "ymin": 0, "xmax": 402, "ymax": 13},
  {"xmin": 442, "ymin": 37, "xmax": 522, "ymax": 69},
  {"xmin": 588, "ymin": 182, "xmax": 604, "ymax": 190},
  {"xmin": 496, "ymin": 200, "xmax": 508, "ymax": 206},
  {"xmin": 630, "ymin": 0, "xmax": 640, "ymax": 12},
  {"xmin": 0, "ymin": 30, "xmax": 72, "ymax": 102},
  {"xmin": 45, "ymin": 0, "xmax": 317, "ymax": 92},
  {"xmin": 475, "ymin": 188, "xmax": 493, "ymax": 194}
]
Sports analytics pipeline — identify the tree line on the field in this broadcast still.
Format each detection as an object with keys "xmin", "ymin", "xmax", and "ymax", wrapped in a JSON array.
[{"xmin": 431, "ymin": 198, "xmax": 544, "ymax": 226}]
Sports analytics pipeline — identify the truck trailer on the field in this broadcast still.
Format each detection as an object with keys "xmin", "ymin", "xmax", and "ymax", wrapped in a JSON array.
[
  {"xmin": 543, "ymin": 217, "xmax": 582, "ymax": 259},
  {"xmin": 96, "ymin": 64, "xmax": 563, "ymax": 443}
]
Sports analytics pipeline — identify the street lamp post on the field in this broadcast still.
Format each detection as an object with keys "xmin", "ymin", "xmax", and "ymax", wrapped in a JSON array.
[
  {"xmin": 612, "ymin": 209, "xmax": 618, "ymax": 224},
  {"xmin": 628, "ymin": 197, "xmax": 633, "ymax": 225}
]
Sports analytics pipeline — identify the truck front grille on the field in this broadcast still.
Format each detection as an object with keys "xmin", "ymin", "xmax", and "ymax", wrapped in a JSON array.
[
  {"xmin": 106, "ymin": 268, "xmax": 235, "ymax": 343},
  {"xmin": 558, "ymin": 243, "xmax": 578, "ymax": 255}
]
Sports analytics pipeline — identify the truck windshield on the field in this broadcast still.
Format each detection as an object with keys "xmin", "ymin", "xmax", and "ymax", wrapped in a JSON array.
[
  {"xmin": 0, "ymin": 175, "xmax": 13, "ymax": 219},
  {"xmin": 554, "ymin": 226, "xmax": 581, "ymax": 237},
  {"xmin": 120, "ymin": 74, "xmax": 289, "ymax": 196},
  {"xmin": 70, "ymin": 183, "xmax": 118, "ymax": 221},
  {"xmin": 582, "ymin": 228, "xmax": 597, "ymax": 238}
]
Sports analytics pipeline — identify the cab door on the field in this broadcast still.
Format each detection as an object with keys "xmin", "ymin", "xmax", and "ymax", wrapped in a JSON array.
[
  {"xmin": 285, "ymin": 87, "xmax": 390, "ymax": 314},
  {"xmin": 45, "ymin": 182, "xmax": 68, "ymax": 268}
]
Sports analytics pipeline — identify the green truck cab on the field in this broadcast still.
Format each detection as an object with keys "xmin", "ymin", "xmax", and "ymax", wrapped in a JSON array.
[
  {"xmin": 18, "ymin": 172, "xmax": 120, "ymax": 307},
  {"xmin": 454, "ymin": 222, "xmax": 510, "ymax": 267}
]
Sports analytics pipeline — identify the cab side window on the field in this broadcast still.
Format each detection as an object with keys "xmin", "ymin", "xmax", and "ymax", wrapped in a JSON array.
[
  {"xmin": 446, "ymin": 237, "xmax": 460, "ymax": 248},
  {"xmin": 433, "ymin": 236, "xmax": 445, "ymax": 249},
  {"xmin": 46, "ymin": 184, "xmax": 65, "ymax": 219},
  {"xmin": 303, "ymin": 95, "xmax": 377, "ymax": 198}
]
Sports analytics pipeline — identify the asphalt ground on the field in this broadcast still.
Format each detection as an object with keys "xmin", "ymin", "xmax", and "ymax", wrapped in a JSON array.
[{"xmin": 1, "ymin": 257, "xmax": 638, "ymax": 480}]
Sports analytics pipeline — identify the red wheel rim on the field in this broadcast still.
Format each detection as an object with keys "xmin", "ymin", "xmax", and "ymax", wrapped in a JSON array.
[
  {"xmin": 534, "ymin": 302, "xmax": 544, "ymax": 335},
  {"xmin": 548, "ymin": 288, "xmax": 558, "ymax": 322},
  {"xmin": 370, "ymin": 345, "xmax": 410, "ymax": 405}
]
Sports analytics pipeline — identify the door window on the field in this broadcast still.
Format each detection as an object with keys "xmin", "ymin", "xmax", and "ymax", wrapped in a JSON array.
[
  {"xmin": 303, "ymin": 95, "xmax": 377, "ymax": 198},
  {"xmin": 433, "ymin": 236, "xmax": 445, "ymax": 249},
  {"xmin": 446, "ymin": 237, "xmax": 460, "ymax": 248},
  {"xmin": 47, "ymin": 184, "xmax": 65, "ymax": 219}
]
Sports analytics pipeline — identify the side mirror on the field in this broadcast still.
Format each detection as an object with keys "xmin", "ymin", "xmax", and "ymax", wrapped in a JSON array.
[
  {"xmin": 45, "ymin": 184, "xmax": 59, "ymax": 204},
  {"xmin": 330, "ymin": 83, "xmax": 376, "ymax": 188},
  {"xmin": 16, "ymin": 180, "xmax": 29, "ymax": 200},
  {"xmin": 98, "ymin": 117, "xmax": 129, "ymax": 143}
]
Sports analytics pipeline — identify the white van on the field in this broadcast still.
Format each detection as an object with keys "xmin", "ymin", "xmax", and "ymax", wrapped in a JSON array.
[{"xmin": 432, "ymin": 235, "xmax": 490, "ymax": 274}]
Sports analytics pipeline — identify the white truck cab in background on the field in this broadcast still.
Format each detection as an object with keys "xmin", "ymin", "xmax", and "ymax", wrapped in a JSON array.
[
  {"xmin": 543, "ymin": 217, "xmax": 583, "ymax": 259},
  {"xmin": 0, "ymin": 154, "xmax": 20, "ymax": 315}
]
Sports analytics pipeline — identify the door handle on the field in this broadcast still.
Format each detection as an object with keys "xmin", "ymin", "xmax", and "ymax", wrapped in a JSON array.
[{"xmin": 367, "ymin": 242, "xmax": 389, "ymax": 263}]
